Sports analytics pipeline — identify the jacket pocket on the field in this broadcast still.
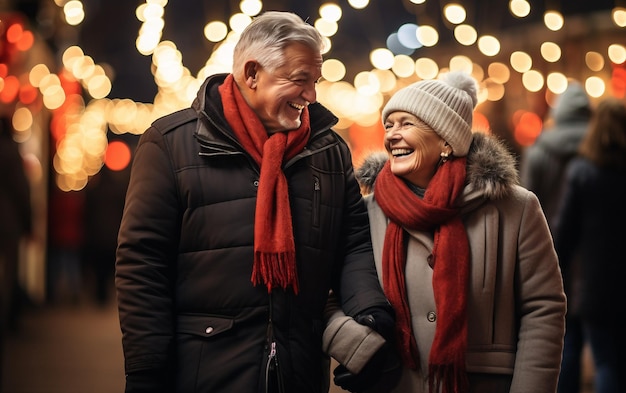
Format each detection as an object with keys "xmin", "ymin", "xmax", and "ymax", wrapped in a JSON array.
[
  {"xmin": 175, "ymin": 310, "xmax": 268, "ymax": 392},
  {"xmin": 175, "ymin": 314, "xmax": 236, "ymax": 392},
  {"xmin": 177, "ymin": 314, "xmax": 234, "ymax": 338}
]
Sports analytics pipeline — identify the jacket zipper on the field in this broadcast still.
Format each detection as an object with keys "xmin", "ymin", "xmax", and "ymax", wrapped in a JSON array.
[
  {"xmin": 312, "ymin": 176, "xmax": 320, "ymax": 227},
  {"xmin": 265, "ymin": 294, "xmax": 284, "ymax": 393}
]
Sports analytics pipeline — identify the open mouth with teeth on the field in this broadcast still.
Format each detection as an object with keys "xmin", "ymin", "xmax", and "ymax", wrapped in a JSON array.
[
  {"xmin": 391, "ymin": 148, "xmax": 414, "ymax": 157},
  {"xmin": 288, "ymin": 102, "xmax": 305, "ymax": 111}
]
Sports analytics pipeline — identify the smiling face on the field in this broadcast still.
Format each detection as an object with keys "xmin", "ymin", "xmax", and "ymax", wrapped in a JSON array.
[
  {"xmin": 384, "ymin": 111, "xmax": 449, "ymax": 188},
  {"xmin": 242, "ymin": 42, "xmax": 322, "ymax": 134}
]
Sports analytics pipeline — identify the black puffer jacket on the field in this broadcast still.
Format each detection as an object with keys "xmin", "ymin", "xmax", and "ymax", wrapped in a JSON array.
[{"xmin": 115, "ymin": 73, "xmax": 389, "ymax": 393}]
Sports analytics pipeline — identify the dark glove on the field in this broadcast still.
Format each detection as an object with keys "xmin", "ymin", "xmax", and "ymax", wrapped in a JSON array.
[
  {"xmin": 333, "ymin": 309, "xmax": 402, "ymax": 393},
  {"xmin": 354, "ymin": 307, "xmax": 396, "ymax": 343}
]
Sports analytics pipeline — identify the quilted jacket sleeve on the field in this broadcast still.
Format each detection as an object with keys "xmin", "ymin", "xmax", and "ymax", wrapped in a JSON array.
[{"xmin": 115, "ymin": 127, "xmax": 180, "ymax": 392}]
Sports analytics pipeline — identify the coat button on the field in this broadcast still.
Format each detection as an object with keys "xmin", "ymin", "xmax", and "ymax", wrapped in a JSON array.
[
  {"xmin": 205, "ymin": 326, "xmax": 214, "ymax": 334},
  {"xmin": 253, "ymin": 180, "xmax": 259, "ymax": 187},
  {"xmin": 427, "ymin": 311, "xmax": 436, "ymax": 322}
]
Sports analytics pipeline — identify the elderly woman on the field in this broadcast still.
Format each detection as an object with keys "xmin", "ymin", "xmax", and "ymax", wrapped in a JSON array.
[{"xmin": 325, "ymin": 72, "xmax": 566, "ymax": 393}]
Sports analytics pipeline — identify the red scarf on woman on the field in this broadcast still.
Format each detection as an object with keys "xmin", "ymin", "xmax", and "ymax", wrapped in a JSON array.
[
  {"xmin": 374, "ymin": 157, "xmax": 470, "ymax": 393},
  {"xmin": 218, "ymin": 74, "xmax": 310, "ymax": 293}
]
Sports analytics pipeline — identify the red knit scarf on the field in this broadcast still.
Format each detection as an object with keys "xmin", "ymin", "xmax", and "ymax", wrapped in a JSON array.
[
  {"xmin": 374, "ymin": 157, "xmax": 470, "ymax": 393},
  {"xmin": 218, "ymin": 74, "xmax": 310, "ymax": 294}
]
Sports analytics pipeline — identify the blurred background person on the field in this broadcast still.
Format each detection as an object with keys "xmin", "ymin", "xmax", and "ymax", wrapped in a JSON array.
[
  {"xmin": 46, "ymin": 185, "xmax": 85, "ymax": 305},
  {"xmin": 84, "ymin": 169, "xmax": 128, "ymax": 306},
  {"xmin": 0, "ymin": 116, "xmax": 32, "ymax": 384},
  {"xmin": 519, "ymin": 81, "xmax": 592, "ymax": 393},
  {"xmin": 553, "ymin": 97, "xmax": 626, "ymax": 393},
  {"xmin": 0, "ymin": 116, "xmax": 32, "ymax": 331},
  {"xmin": 520, "ymin": 82, "xmax": 592, "ymax": 227}
]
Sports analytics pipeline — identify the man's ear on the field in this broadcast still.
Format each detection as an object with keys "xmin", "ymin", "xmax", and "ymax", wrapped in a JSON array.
[{"xmin": 244, "ymin": 61, "xmax": 259, "ymax": 88}]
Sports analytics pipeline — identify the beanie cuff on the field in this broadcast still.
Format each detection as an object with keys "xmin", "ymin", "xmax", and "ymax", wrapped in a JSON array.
[{"xmin": 383, "ymin": 88, "xmax": 473, "ymax": 156}]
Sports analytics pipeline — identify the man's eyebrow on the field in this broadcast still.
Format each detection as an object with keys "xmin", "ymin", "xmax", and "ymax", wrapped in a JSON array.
[{"xmin": 290, "ymin": 69, "xmax": 316, "ymax": 79}]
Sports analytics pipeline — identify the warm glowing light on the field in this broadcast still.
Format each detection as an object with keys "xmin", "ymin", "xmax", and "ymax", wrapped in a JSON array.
[
  {"xmin": 26, "ymin": 0, "xmax": 626, "ymax": 191},
  {"xmin": 321, "ymin": 37, "xmax": 332, "ymax": 55},
  {"xmin": 6, "ymin": 23, "xmax": 24, "ymax": 43},
  {"xmin": 540, "ymin": 42, "xmax": 561, "ymax": 62},
  {"xmin": 477, "ymin": 35, "xmax": 500, "ymax": 56},
  {"xmin": 585, "ymin": 51, "xmax": 605, "ymax": 71},
  {"xmin": 471, "ymin": 63, "xmax": 485, "ymax": 83},
  {"xmin": 585, "ymin": 76, "xmax": 606, "ymax": 97},
  {"xmin": 42, "ymin": 85, "xmax": 66, "ymax": 110},
  {"xmin": 488, "ymin": 62, "xmax": 510, "ymax": 84},
  {"xmin": 546, "ymin": 72, "xmax": 568, "ymax": 94},
  {"xmin": 473, "ymin": 111, "xmax": 491, "ymax": 132},
  {"xmin": 444, "ymin": 4, "xmax": 466, "ymax": 24},
  {"xmin": 544, "ymin": 11, "xmax": 564, "ymax": 31},
  {"xmin": 510, "ymin": 51, "xmax": 532, "ymax": 73},
  {"xmin": 354, "ymin": 71, "xmax": 380, "ymax": 96},
  {"xmin": 204, "ymin": 21, "xmax": 228, "ymax": 42},
  {"xmin": 522, "ymin": 70, "xmax": 544, "ymax": 92},
  {"xmin": 415, "ymin": 58, "xmax": 439, "ymax": 80},
  {"xmin": 612, "ymin": 7, "xmax": 626, "ymax": 27},
  {"xmin": 64, "ymin": 1, "xmax": 86, "ymax": 26},
  {"xmin": 229, "ymin": 13, "xmax": 252, "ymax": 33},
  {"xmin": 514, "ymin": 110, "xmax": 543, "ymax": 146},
  {"xmin": 454, "ymin": 24, "xmax": 477, "ymax": 46},
  {"xmin": 372, "ymin": 69, "xmax": 397, "ymax": 92},
  {"xmin": 449, "ymin": 56, "xmax": 473, "ymax": 73},
  {"xmin": 320, "ymin": 3, "xmax": 342, "ymax": 22},
  {"xmin": 0, "ymin": 75, "xmax": 19, "ymax": 103},
  {"xmin": 608, "ymin": 44, "xmax": 626, "ymax": 64},
  {"xmin": 315, "ymin": 18, "xmax": 338, "ymax": 37},
  {"xmin": 510, "ymin": 0, "xmax": 531, "ymax": 18},
  {"xmin": 391, "ymin": 55, "xmax": 415, "ymax": 78},
  {"xmin": 12, "ymin": 107, "xmax": 33, "ymax": 132},
  {"xmin": 87, "ymin": 75, "xmax": 112, "ymax": 99},
  {"xmin": 19, "ymin": 83, "xmax": 38, "ymax": 104},
  {"xmin": 62, "ymin": 46, "xmax": 85, "ymax": 69},
  {"xmin": 16, "ymin": 31, "xmax": 34, "ymax": 51},
  {"xmin": 240, "ymin": 0, "xmax": 262, "ymax": 16},
  {"xmin": 485, "ymin": 80, "xmax": 505, "ymax": 101},
  {"xmin": 416, "ymin": 25, "xmax": 439, "ymax": 47},
  {"xmin": 370, "ymin": 48, "xmax": 395, "ymax": 70},
  {"xmin": 322, "ymin": 59, "xmax": 346, "ymax": 82},
  {"xmin": 29, "ymin": 64, "xmax": 51, "ymax": 87},
  {"xmin": 347, "ymin": 0, "xmax": 369, "ymax": 9},
  {"xmin": 105, "ymin": 140, "xmax": 132, "ymax": 171}
]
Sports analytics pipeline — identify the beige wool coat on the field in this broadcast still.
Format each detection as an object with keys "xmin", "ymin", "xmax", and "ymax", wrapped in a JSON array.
[{"xmin": 325, "ymin": 133, "xmax": 566, "ymax": 393}]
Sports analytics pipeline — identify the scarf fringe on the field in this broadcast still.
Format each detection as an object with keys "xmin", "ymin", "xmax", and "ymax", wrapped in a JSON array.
[
  {"xmin": 251, "ymin": 251, "xmax": 299, "ymax": 293},
  {"xmin": 428, "ymin": 363, "xmax": 469, "ymax": 393}
]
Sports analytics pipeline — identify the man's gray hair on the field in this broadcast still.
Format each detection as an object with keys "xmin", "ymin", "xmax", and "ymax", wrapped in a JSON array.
[{"xmin": 233, "ymin": 11, "xmax": 324, "ymax": 75}]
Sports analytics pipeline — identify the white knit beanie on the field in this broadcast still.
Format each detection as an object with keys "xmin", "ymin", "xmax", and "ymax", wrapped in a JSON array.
[{"xmin": 381, "ymin": 71, "xmax": 478, "ymax": 157}]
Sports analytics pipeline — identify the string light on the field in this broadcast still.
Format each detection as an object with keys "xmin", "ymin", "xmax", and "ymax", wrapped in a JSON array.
[{"xmin": 3, "ymin": 1, "xmax": 625, "ymax": 190}]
